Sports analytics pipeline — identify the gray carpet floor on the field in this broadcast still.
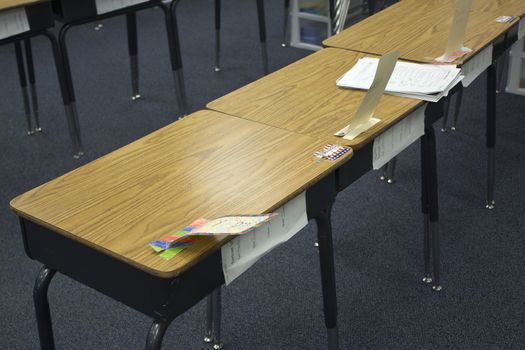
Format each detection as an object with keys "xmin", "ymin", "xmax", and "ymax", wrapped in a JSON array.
[{"xmin": 1, "ymin": 0, "xmax": 525, "ymax": 349}]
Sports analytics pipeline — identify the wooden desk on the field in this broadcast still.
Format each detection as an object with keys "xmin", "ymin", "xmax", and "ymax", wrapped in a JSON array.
[
  {"xmin": 323, "ymin": 0, "xmax": 524, "ymax": 66},
  {"xmin": 11, "ymin": 109, "xmax": 351, "ymax": 349},
  {"xmin": 208, "ymin": 48, "xmax": 423, "ymax": 151},
  {"xmin": 208, "ymin": 47, "xmax": 447, "ymax": 290}
]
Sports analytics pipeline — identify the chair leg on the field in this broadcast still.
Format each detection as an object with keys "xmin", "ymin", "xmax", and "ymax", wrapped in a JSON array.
[
  {"xmin": 14, "ymin": 41, "xmax": 34, "ymax": 135},
  {"xmin": 24, "ymin": 39, "xmax": 41, "ymax": 132},
  {"xmin": 214, "ymin": 0, "xmax": 221, "ymax": 71},
  {"xmin": 256, "ymin": 0, "xmax": 269, "ymax": 75},
  {"xmin": 166, "ymin": 1, "xmax": 188, "ymax": 117},
  {"xmin": 126, "ymin": 12, "xmax": 141, "ymax": 100},
  {"xmin": 282, "ymin": 0, "xmax": 290, "ymax": 47},
  {"xmin": 33, "ymin": 266, "xmax": 57, "ymax": 350},
  {"xmin": 58, "ymin": 24, "xmax": 85, "ymax": 158}
]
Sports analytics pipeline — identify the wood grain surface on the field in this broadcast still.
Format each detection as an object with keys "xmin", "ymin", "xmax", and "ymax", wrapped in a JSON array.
[
  {"xmin": 323, "ymin": 0, "xmax": 525, "ymax": 65},
  {"xmin": 208, "ymin": 48, "xmax": 424, "ymax": 150},
  {"xmin": 0, "ymin": 0, "xmax": 46, "ymax": 11},
  {"xmin": 10, "ymin": 110, "xmax": 351, "ymax": 278}
]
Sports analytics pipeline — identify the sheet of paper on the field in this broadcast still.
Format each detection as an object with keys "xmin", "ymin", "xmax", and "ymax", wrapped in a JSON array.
[
  {"xmin": 461, "ymin": 45, "xmax": 493, "ymax": 87},
  {"xmin": 95, "ymin": 0, "xmax": 148, "ymax": 15},
  {"xmin": 519, "ymin": 18, "xmax": 525, "ymax": 40},
  {"xmin": 190, "ymin": 214, "xmax": 277, "ymax": 235},
  {"xmin": 0, "ymin": 8, "xmax": 30, "ymax": 41},
  {"xmin": 221, "ymin": 192, "xmax": 308, "ymax": 285},
  {"xmin": 338, "ymin": 58, "xmax": 461, "ymax": 95},
  {"xmin": 372, "ymin": 105, "xmax": 426, "ymax": 169},
  {"xmin": 339, "ymin": 117, "xmax": 380, "ymax": 141},
  {"xmin": 445, "ymin": 0, "xmax": 473, "ymax": 57}
]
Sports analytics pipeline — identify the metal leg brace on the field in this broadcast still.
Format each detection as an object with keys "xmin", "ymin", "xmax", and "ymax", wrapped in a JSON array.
[
  {"xmin": 486, "ymin": 64, "xmax": 497, "ymax": 209},
  {"xmin": 24, "ymin": 39, "xmax": 41, "ymax": 132},
  {"xmin": 14, "ymin": 41, "xmax": 34, "ymax": 135},
  {"xmin": 126, "ymin": 12, "xmax": 141, "ymax": 100}
]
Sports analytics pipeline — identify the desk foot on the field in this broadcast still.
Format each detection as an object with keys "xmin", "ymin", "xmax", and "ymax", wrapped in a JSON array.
[
  {"xmin": 450, "ymin": 126, "xmax": 457, "ymax": 131},
  {"xmin": 432, "ymin": 285, "xmax": 443, "ymax": 292},
  {"xmin": 34, "ymin": 266, "xmax": 57, "ymax": 350},
  {"xmin": 440, "ymin": 127, "xmax": 448, "ymax": 133},
  {"xmin": 327, "ymin": 327, "xmax": 339, "ymax": 350},
  {"xmin": 131, "ymin": 94, "xmax": 142, "ymax": 101},
  {"xmin": 422, "ymin": 276, "xmax": 433, "ymax": 284},
  {"xmin": 485, "ymin": 201, "xmax": 495, "ymax": 210}
]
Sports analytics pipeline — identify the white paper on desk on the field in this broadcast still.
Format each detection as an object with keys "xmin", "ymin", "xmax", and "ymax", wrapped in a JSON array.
[
  {"xmin": 372, "ymin": 105, "xmax": 426, "ymax": 169},
  {"xmin": 221, "ymin": 192, "xmax": 308, "ymax": 285},
  {"xmin": 95, "ymin": 0, "xmax": 148, "ymax": 15},
  {"xmin": 461, "ymin": 45, "xmax": 493, "ymax": 87},
  {"xmin": 519, "ymin": 18, "xmax": 525, "ymax": 40},
  {"xmin": 338, "ymin": 58, "xmax": 462, "ymax": 95},
  {"xmin": 0, "ymin": 8, "xmax": 30, "ymax": 41}
]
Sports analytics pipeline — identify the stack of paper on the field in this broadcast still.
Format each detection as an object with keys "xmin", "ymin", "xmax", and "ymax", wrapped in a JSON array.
[{"xmin": 337, "ymin": 57, "xmax": 463, "ymax": 102}]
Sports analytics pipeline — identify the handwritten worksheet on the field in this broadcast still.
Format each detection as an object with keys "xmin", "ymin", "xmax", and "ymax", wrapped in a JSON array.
[
  {"xmin": 0, "ymin": 8, "xmax": 29, "ymax": 41},
  {"xmin": 221, "ymin": 192, "xmax": 308, "ymax": 285}
]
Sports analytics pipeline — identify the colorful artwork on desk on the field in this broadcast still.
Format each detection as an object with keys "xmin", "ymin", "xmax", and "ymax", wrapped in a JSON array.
[
  {"xmin": 314, "ymin": 144, "xmax": 352, "ymax": 161},
  {"xmin": 150, "ymin": 215, "xmax": 277, "ymax": 260}
]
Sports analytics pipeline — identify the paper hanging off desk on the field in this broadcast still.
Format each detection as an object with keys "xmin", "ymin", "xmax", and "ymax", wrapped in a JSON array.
[
  {"xmin": 338, "ymin": 57, "xmax": 463, "ymax": 102},
  {"xmin": 372, "ymin": 105, "xmax": 426, "ymax": 170},
  {"xmin": 0, "ymin": 8, "xmax": 30, "ymax": 41},
  {"xmin": 221, "ymin": 192, "xmax": 308, "ymax": 285},
  {"xmin": 461, "ymin": 45, "xmax": 493, "ymax": 87},
  {"xmin": 335, "ymin": 51, "xmax": 400, "ymax": 140},
  {"xmin": 435, "ymin": 0, "xmax": 473, "ymax": 63},
  {"xmin": 95, "ymin": 0, "xmax": 148, "ymax": 15},
  {"xmin": 519, "ymin": 18, "xmax": 525, "ymax": 40}
]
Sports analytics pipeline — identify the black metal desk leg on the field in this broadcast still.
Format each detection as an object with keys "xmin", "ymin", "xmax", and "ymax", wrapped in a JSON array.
[
  {"xmin": 41, "ymin": 31, "xmax": 83, "ymax": 158},
  {"xmin": 214, "ymin": 0, "xmax": 221, "ymax": 72},
  {"xmin": 282, "ymin": 0, "xmax": 290, "ymax": 47},
  {"xmin": 167, "ymin": 1, "xmax": 188, "ymax": 117},
  {"xmin": 496, "ymin": 53, "xmax": 508, "ymax": 94},
  {"xmin": 425, "ymin": 126, "xmax": 442, "ymax": 291},
  {"xmin": 14, "ymin": 41, "xmax": 34, "ymax": 135},
  {"xmin": 420, "ymin": 131, "xmax": 432, "ymax": 284},
  {"xmin": 486, "ymin": 63, "xmax": 497, "ymax": 210},
  {"xmin": 451, "ymin": 85, "xmax": 464, "ymax": 131},
  {"xmin": 145, "ymin": 318, "xmax": 170, "ymax": 350},
  {"xmin": 33, "ymin": 266, "xmax": 56, "ymax": 350},
  {"xmin": 256, "ymin": 0, "xmax": 269, "ymax": 75},
  {"xmin": 203, "ymin": 288, "xmax": 223, "ymax": 349},
  {"xmin": 126, "ymin": 12, "xmax": 141, "ymax": 101},
  {"xmin": 24, "ymin": 39, "xmax": 41, "ymax": 132},
  {"xmin": 58, "ymin": 25, "xmax": 85, "ymax": 159},
  {"xmin": 440, "ymin": 95, "xmax": 452, "ymax": 132},
  {"xmin": 315, "ymin": 204, "xmax": 339, "ymax": 350}
]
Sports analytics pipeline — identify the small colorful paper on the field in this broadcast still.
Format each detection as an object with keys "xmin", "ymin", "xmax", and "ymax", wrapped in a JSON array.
[
  {"xmin": 314, "ymin": 144, "xmax": 352, "ymax": 161},
  {"xmin": 495, "ymin": 16, "xmax": 517, "ymax": 23},
  {"xmin": 189, "ymin": 214, "xmax": 277, "ymax": 235},
  {"xmin": 149, "ymin": 219, "xmax": 208, "ymax": 251},
  {"xmin": 435, "ymin": 47, "xmax": 472, "ymax": 63}
]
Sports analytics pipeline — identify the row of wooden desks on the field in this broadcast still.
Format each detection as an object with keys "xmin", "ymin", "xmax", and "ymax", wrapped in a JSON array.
[{"xmin": 9, "ymin": 0, "xmax": 525, "ymax": 349}]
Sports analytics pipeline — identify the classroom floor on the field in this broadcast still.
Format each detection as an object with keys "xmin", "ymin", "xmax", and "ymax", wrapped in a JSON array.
[{"xmin": 1, "ymin": 0, "xmax": 525, "ymax": 349}]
